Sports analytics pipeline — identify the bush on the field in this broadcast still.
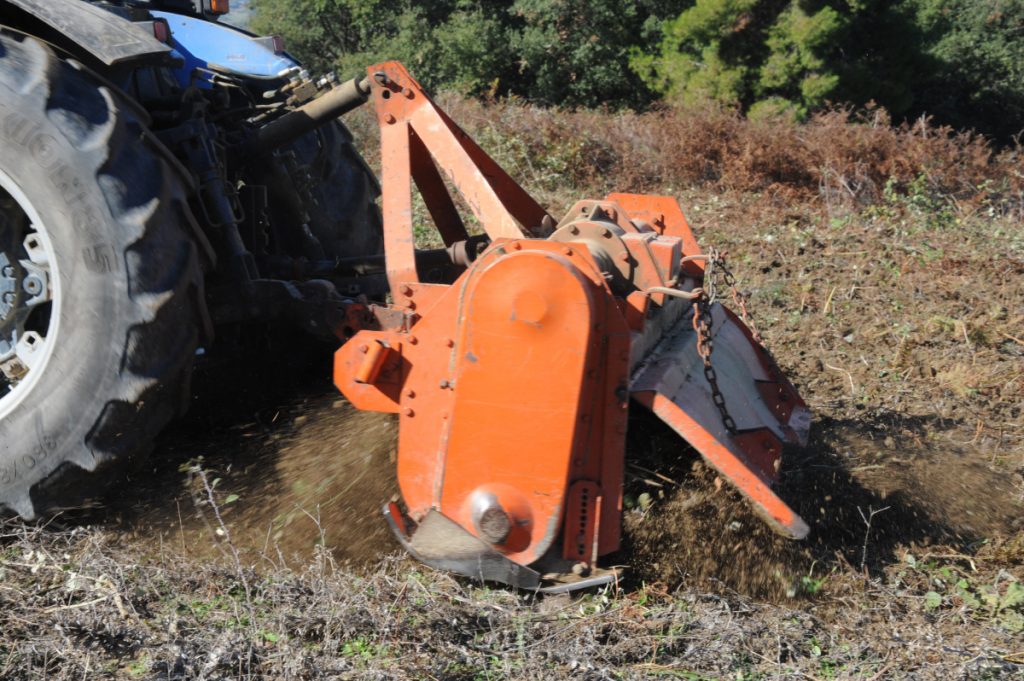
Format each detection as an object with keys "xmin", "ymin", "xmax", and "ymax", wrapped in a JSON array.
[{"xmin": 634, "ymin": 0, "xmax": 1024, "ymax": 141}]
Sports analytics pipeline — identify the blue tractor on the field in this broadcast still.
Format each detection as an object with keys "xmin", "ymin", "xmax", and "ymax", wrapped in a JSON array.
[{"xmin": 0, "ymin": 0, "xmax": 388, "ymax": 516}]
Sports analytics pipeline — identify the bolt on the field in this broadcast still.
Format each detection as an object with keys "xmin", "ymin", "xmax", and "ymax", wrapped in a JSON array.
[
  {"xmin": 22, "ymin": 278, "xmax": 41, "ymax": 295},
  {"xmin": 510, "ymin": 242, "xmax": 521, "ymax": 250},
  {"xmin": 444, "ymin": 338, "xmax": 454, "ymax": 348},
  {"xmin": 563, "ymin": 247, "xmax": 573, "ymax": 256},
  {"xmin": 439, "ymin": 379, "xmax": 450, "ymax": 389},
  {"xmin": 405, "ymin": 389, "xmax": 416, "ymax": 398},
  {"xmin": 399, "ymin": 284, "xmax": 413, "ymax": 296},
  {"xmin": 402, "ymin": 407, "xmax": 414, "ymax": 417},
  {"xmin": 402, "ymin": 87, "xmax": 414, "ymax": 99},
  {"xmin": 358, "ymin": 343, "xmax": 369, "ymax": 353},
  {"xmin": 1, "ymin": 266, "xmax": 13, "ymax": 277},
  {"xmin": 407, "ymin": 335, "xmax": 418, "ymax": 345},
  {"xmin": 384, "ymin": 113, "xmax": 396, "ymax": 124},
  {"xmin": 476, "ymin": 506, "xmax": 511, "ymax": 544},
  {"xmin": 618, "ymin": 252, "xmax": 630, "ymax": 263},
  {"xmin": 569, "ymin": 225, "xmax": 579, "ymax": 235},
  {"xmin": 602, "ymin": 228, "xmax": 612, "ymax": 238}
]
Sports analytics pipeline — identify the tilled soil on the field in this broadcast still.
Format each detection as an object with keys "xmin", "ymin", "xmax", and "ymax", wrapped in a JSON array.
[
  {"xmin": 4, "ymin": 120, "xmax": 1023, "ymax": 677},
  {"xmin": 102, "ymin": 187, "xmax": 1022, "ymax": 606},
  {"xmin": 104, "ymin": 352, "xmax": 399, "ymax": 570}
]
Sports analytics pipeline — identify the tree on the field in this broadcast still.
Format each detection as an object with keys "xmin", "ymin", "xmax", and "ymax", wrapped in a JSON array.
[
  {"xmin": 510, "ymin": 0, "xmax": 658, "ymax": 107},
  {"xmin": 909, "ymin": 0, "xmax": 1024, "ymax": 141},
  {"xmin": 251, "ymin": 0, "xmax": 688, "ymax": 106},
  {"xmin": 632, "ymin": 1, "xmax": 861, "ymax": 118},
  {"xmin": 250, "ymin": 0, "xmax": 1024, "ymax": 140},
  {"xmin": 632, "ymin": 0, "xmax": 1024, "ymax": 139}
]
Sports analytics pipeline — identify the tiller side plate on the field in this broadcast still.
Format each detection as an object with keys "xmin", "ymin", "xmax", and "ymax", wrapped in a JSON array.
[{"xmin": 334, "ymin": 62, "xmax": 810, "ymax": 591}]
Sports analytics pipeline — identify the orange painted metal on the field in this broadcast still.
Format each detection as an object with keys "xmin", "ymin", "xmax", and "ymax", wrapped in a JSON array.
[
  {"xmin": 732, "ymin": 428, "xmax": 784, "ymax": 481},
  {"xmin": 606, "ymin": 193, "xmax": 704, "ymax": 276},
  {"xmin": 564, "ymin": 480, "xmax": 602, "ymax": 564},
  {"xmin": 633, "ymin": 391, "xmax": 809, "ymax": 539},
  {"xmin": 333, "ymin": 61, "xmax": 810, "ymax": 582},
  {"xmin": 354, "ymin": 340, "xmax": 391, "ymax": 385},
  {"xmin": 337, "ymin": 239, "xmax": 629, "ymax": 564},
  {"xmin": 440, "ymin": 242, "xmax": 612, "ymax": 564},
  {"xmin": 370, "ymin": 61, "xmax": 553, "ymax": 305}
]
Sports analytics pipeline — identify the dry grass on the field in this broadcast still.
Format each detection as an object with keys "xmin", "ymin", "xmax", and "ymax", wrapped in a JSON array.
[
  {"xmin": 1, "ymin": 519, "xmax": 1021, "ymax": 680},
  {"xmin": 2, "ymin": 99, "xmax": 1022, "ymax": 679},
  {"xmin": 347, "ymin": 96, "xmax": 1024, "ymax": 219}
]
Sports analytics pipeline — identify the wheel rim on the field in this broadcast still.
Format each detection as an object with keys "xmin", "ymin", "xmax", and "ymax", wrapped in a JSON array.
[{"xmin": 0, "ymin": 169, "xmax": 62, "ymax": 420}]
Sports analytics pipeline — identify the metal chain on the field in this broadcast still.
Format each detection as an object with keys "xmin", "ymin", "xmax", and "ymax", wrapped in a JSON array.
[
  {"xmin": 715, "ymin": 249, "xmax": 764, "ymax": 346},
  {"xmin": 690, "ymin": 247, "xmax": 765, "ymax": 435},
  {"xmin": 691, "ymin": 275, "xmax": 737, "ymax": 435}
]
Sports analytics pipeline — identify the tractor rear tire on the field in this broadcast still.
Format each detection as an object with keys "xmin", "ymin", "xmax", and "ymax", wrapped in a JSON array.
[
  {"xmin": 0, "ymin": 31, "xmax": 203, "ymax": 517},
  {"xmin": 264, "ymin": 119, "xmax": 383, "ymax": 263},
  {"xmin": 299, "ymin": 120, "xmax": 383, "ymax": 261}
]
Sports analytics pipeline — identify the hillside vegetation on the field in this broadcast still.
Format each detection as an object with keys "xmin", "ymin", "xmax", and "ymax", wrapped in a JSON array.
[{"xmin": 251, "ymin": 0, "xmax": 1024, "ymax": 141}]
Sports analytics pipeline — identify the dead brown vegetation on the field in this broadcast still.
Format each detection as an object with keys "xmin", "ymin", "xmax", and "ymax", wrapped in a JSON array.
[
  {"xmin": 349, "ymin": 97, "xmax": 1024, "ymax": 218},
  {"xmin": 2, "ymin": 100, "xmax": 1022, "ymax": 679}
]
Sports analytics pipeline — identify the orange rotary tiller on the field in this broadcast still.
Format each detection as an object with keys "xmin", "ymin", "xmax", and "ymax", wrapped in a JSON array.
[{"xmin": 334, "ymin": 62, "xmax": 810, "ymax": 591}]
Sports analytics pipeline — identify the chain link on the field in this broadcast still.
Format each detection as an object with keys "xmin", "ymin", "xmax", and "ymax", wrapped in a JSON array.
[
  {"xmin": 715, "ymin": 248, "xmax": 764, "ymax": 346},
  {"xmin": 692, "ymin": 290, "xmax": 737, "ymax": 435},
  {"xmin": 691, "ymin": 247, "xmax": 764, "ymax": 435}
]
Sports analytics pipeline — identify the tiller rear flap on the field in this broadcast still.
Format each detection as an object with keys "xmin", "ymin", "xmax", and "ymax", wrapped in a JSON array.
[{"xmin": 334, "ymin": 63, "xmax": 810, "ymax": 592}]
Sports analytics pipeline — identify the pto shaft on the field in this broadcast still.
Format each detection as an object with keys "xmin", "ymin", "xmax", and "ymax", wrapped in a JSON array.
[{"xmin": 252, "ymin": 75, "xmax": 371, "ymax": 153}]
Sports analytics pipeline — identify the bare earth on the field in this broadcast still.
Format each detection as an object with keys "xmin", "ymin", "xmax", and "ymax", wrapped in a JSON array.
[{"xmin": 1, "ymin": 103, "xmax": 1022, "ymax": 679}]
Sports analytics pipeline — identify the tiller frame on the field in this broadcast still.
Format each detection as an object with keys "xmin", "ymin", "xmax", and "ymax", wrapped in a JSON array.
[{"xmin": 334, "ymin": 63, "xmax": 810, "ymax": 592}]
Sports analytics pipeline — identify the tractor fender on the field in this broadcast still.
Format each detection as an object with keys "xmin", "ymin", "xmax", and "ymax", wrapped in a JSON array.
[
  {"xmin": 0, "ymin": 0, "xmax": 172, "ymax": 66},
  {"xmin": 150, "ymin": 10, "xmax": 300, "ymax": 87}
]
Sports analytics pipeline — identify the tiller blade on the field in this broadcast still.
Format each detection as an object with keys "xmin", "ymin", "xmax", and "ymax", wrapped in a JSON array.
[{"xmin": 334, "ymin": 62, "xmax": 810, "ymax": 591}]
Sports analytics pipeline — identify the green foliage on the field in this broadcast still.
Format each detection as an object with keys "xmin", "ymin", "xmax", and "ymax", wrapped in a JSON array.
[
  {"xmin": 251, "ymin": 0, "xmax": 688, "ymax": 106},
  {"xmin": 510, "ymin": 0, "xmax": 655, "ymax": 107},
  {"xmin": 634, "ymin": 1, "xmax": 866, "ymax": 118},
  {"xmin": 631, "ymin": 0, "xmax": 757, "ymax": 106},
  {"xmin": 758, "ymin": 3, "xmax": 843, "ymax": 114},
  {"xmin": 900, "ymin": 553, "xmax": 1024, "ymax": 632},
  {"xmin": 250, "ymin": 0, "xmax": 1024, "ymax": 139},
  {"xmin": 908, "ymin": 0, "xmax": 1024, "ymax": 141},
  {"xmin": 635, "ymin": 0, "xmax": 1024, "ymax": 139},
  {"xmin": 955, "ymin": 578, "xmax": 1024, "ymax": 632}
]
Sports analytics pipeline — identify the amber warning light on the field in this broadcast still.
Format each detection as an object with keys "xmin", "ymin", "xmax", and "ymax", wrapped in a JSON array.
[{"xmin": 207, "ymin": 0, "xmax": 230, "ymax": 15}]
